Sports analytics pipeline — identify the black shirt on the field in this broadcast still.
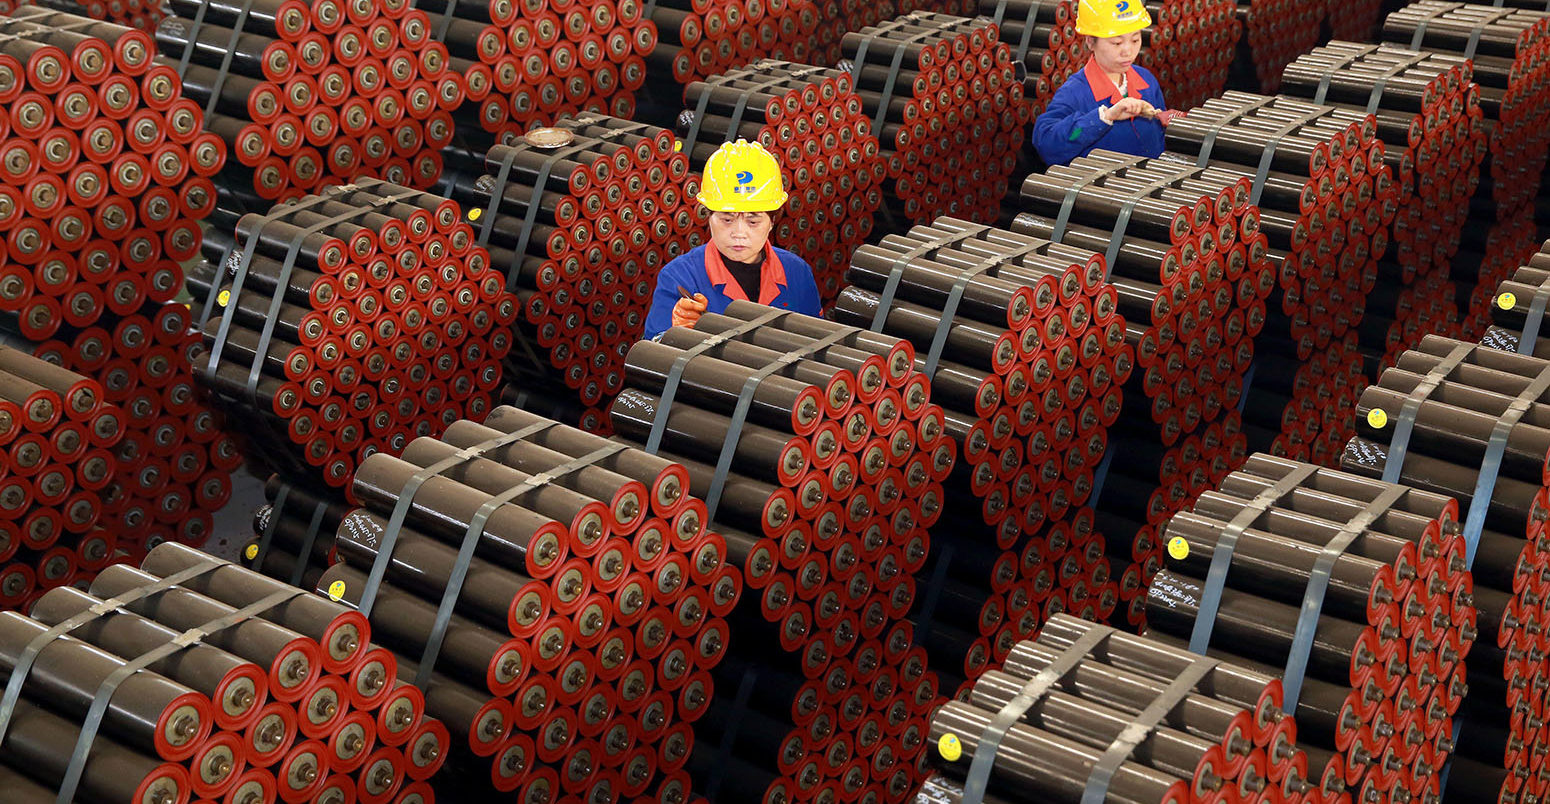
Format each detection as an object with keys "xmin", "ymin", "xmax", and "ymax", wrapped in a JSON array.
[{"xmin": 720, "ymin": 251, "xmax": 762, "ymax": 301}]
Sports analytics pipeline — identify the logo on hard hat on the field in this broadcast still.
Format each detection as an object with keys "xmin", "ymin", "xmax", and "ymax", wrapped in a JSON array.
[
  {"xmin": 733, "ymin": 170, "xmax": 756, "ymax": 194},
  {"xmin": 1114, "ymin": 0, "xmax": 1138, "ymax": 18}
]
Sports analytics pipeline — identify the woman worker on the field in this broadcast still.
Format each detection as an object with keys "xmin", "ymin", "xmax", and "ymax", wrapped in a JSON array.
[
  {"xmin": 643, "ymin": 139, "xmax": 822, "ymax": 340},
  {"xmin": 1032, "ymin": 0, "xmax": 1181, "ymax": 167}
]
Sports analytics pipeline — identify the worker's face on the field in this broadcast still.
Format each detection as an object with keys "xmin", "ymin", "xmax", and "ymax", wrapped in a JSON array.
[
  {"xmin": 708, "ymin": 211, "xmax": 772, "ymax": 262},
  {"xmin": 1089, "ymin": 32, "xmax": 1143, "ymax": 74}
]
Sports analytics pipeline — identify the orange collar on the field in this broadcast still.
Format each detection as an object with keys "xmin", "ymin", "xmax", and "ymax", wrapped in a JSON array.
[
  {"xmin": 704, "ymin": 242, "xmax": 786, "ymax": 305},
  {"xmin": 1084, "ymin": 57, "xmax": 1149, "ymax": 105}
]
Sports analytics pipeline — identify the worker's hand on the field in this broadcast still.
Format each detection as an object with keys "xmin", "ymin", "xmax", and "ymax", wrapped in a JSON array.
[
  {"xmin": 1104, "ymin": 97, "xmax": 1154, "ymax": 122},
  {"xmin": 672, "ymin": 293, "xmax": 708, "ymax": 328}
]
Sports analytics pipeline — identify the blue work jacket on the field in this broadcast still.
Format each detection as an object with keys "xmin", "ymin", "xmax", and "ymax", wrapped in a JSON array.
[
  {"xmin": 1033, "ymin": 59, "xmax": 1168, "ymax": 166},
  {"xmin": 643, "ymin": 244, "xmax": 822, "ymax": 340}
]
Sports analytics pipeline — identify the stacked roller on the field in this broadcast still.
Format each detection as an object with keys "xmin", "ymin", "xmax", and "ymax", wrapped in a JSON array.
[
  {"xmin": 20, "ymin": 304, "xmax": 242, "ymax": 564},
  {"xmin": 0, "ymin": 9, "xmax": 241, "ymax": 574},
  {"xmin": 841, "ymin": 11, "xmax": 1030, "ymax": 227},
  {"xmin": 1139, "ymin": 0, "xmax": 1242, "ymax": 111},
  {"xmin": 673, "ymin": 60, "xmax": 884, "ymax": 304},
  {"xmin": 0, "ymin": 541, "xmax": 444, "ymax": 804},
  {"xmin": 437, "ymin": 117, "xmax": 694, "ymax": 432},
  {"xmin": 1146, "ymin": 454, "xmax": 1472, "ymax": 804},
  {"xmin": 1232, "ymin": 0, "xmax": 1326, "ymax": 93},
  {"xmin": 155, "ymin": 0, "xmax": 463, "ymax": 209},
  {"xmin": 413, "ymin": 0, "xmax": 655, "ymax": 141},
  {"xmin": 810, "ymin": 0, "xmax": 977, "ymax": 67},
  {"xmin": 1013, "ymin": 149, "xmax": 1278, "ymax": 629},
  {"xmin": 1454, "ymin": 215, "xmax": 1542, "ymax": 339},
  {"xmin": 242, "ymin": 405, "xmax": 738, "ymax": 802},
  {"xmin": 31, "ymin": 0, "xmax": 163, "ymax": 30},
  {"xmin": 643, "ymin": 0, "xmax": 822, "ymax": 88},
  {"xmin": 608, "ymin": 300, "xmax": 950, "ymax": 803},
  {"xmin": 0, "ymin": 8, "xmax": 219, "ymax": 341},
  {"xmin": 245, "ymin": 473, "xmax": 352, "ymax": 591},
  {"xmin": 1382, "ymin": 1, "xmax": 1550, "ymax": 219},
  {"xmin": 187, "ymin": 178, "xmax": 516, "ymax": 488},
  {"xmin": 1015, "ymin": 149, "xmax": 1276, "ymax": 439},
  {"xmin": 1340, "ymin": 334, "xmax": 1550, "ymax": 802},
  {"xmin": 1104, "ymin": 410, "xmax": 1251, "ymax": 627},
  {"xmin": 1161, "ymin": 91, "xmax": 1398, "ymax": 468},
  {"xmin": 0, "ymin": 347, "xmax": 122, "ymax": 612},
  {"xmin": 975, "ymin": 0, "xmax": 1076, "ymax": 119},
  {"xmin": 1282, "ymin": 43, "xmax": 1485, "ymax": 371},
  {"xmin": 926, "ymin": 614, "xmax": 1293, "ymax": 804},
  {"xmin": 825, "ymin": 215, "xmax": 1130, "ymax": 693},
  {"xmin": 1480, "ymin": 244, "xmax": 1550, "ymax": 362},
  {"xmin": 1239, "ymin": 330, "xmax": 1372, "ymax": 467}
]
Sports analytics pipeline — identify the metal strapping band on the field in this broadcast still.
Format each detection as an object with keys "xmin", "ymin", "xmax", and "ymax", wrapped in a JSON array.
[
  {"xmin": 354, "ymin": 421, "xmax": 561, "ymax": 617},
  {"xmin": 1380, "ymin": 341, "xmax": 1475, "ymax": 484},
  {"xmin": 0, "ymin": 558, "xmax": 229, "ymax": 749},
  {"xmin": 849, "ymin": 14, "xmax": 958, "ymax": 138},
  {"xmin": 1080, "ymin": 654, "xmax": 1220, "ymax": 804},
  {"xmin": 1187, "ymin": 463, "xmax": 1320, "ymax": 653},
  {"xmin": 869, "ymin": 225, "xmax": 992, "ymax": 331},
  {"xmin": 1281, "ymin": 484, "xmax": 1407, "ymax": 712},
  {"xmin": 1311, "ymin": 45, "xmax": 1380, "ymax": 105},
  {"xmin": 1101, "ymin": 165, "xmax": 1209, "ymax": 280},
  {"xmin": 960, "ymin": 626, "xmax": 1113, "ymax": 804},
  {"xmin": 1194, "ymin": 95, "xmax": 1278, "ymax": 167},
  {"xmin": 50, "ymin": 587, "xmax": 305, "ymax": 804},
  {"xmin": 681, "ymin": 65, "xmax": 794, "ymax": 160},
  {"xmin": 1047, "ymin": 154, "xmax": 1145, "ymax": 244},
  {"xmin": 922, "ymin": 240, "xmax": 1049, "ymax": 378},
  {"xmin": 1362, "ymin": 53, "xmax": 1433, "ymax": 115},
  {"xmin": 1405, "ymin": 2, "xmax": 1457, "ymax": 50},
  {"xmin": 1515, "ymin": 278, "xmax": 1550, "ymax": 355},
  {"xmin": 413, "ymin": 441, "xmax": 626, "ymax": 687},
  {"xmin": 1248, "ymin": 109, "xmax": 1327, "ymax": 207},
  {"xmin": 640, "ymin": 310, "xmax": 785, "ymax": 455},
  {"xmin": 1459, "ymin": 364, "xmax": 1550, "ymax": 567}
]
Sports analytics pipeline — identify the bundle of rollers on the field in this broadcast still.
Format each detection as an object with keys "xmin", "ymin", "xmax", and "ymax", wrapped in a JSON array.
[
  {"xmin": 242, "ymin": 404, "xmax": 741, "ymax": 803},
  {"xmin": 840, "ymin": 11, "xmax": 1029, "ymax": 226},
  {"xmin": 611, "ymin": 300, "xmax": 951, "ymax": 803},
  {"xmin": 1013, "ymin": 148, "xmax": 1275, "ymax": 627},
  {"xmin": 155, "ymin": 0, "xmax": 465, "ymax": 208},
  {"xmin": 0, "ymin": 541, "xmax": 445, "ymax": 804},
  {"xmin": 643, "ymin": 0, "xmax": 823, "ymax": 87},
  {"xmin": 1148, "ymin": 454, "xmax": 1473, "ymax": 804},
  {"xmin": 0, "ymin": 346, "xmax": 122, "ymax": 612},
  {"xmin": 410, "ymin": 0, "xmax": 657, "ymax": 138},
  {"xmin": 1344, "ymin": 334, "xmax": 1550, "ymax": 802},
  {"xmin": 830, "ymin": 215, "xmax": 1131, "ymax": 692},
  {"xmin": 925, "ymin": 614, "xmax": 1297, "ymax": 804},
  {"xmin": 439, "ymin": 116, "xmax": 697, "ymax": 433},
  {"xmin": 188, "ymin": 178, "xmax": 517, "ymax": 488},
  {"xmin": 1282, "ymin": 42, "xmax": 1483, "ymax": 364}
]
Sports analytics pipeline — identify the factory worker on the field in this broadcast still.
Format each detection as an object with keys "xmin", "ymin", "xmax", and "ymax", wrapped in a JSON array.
[
  {"xmin": 643, "ymin": 139, "xmax": 822, "ymax": 340},
  {"xmin": 1032, "ymin": 0, "xmax": 1182, "ymax": 166}
]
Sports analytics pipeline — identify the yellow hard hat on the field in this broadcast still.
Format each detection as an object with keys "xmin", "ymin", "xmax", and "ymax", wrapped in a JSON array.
[
  {"xmin": 696, "ymin": 139, "xmax": 789, "ymax": 213},
  {"xmin": 1076, "ymin": 0, "xmax": 1152, "ymax": 37}
]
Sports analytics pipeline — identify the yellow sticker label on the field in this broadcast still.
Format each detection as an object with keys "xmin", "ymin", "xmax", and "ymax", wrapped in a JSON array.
[
  {"xmin": 1500, "ymin": 292, "xmax": 1517, "ymax": 311},
  {"xmin": 1167, "ymin": 536, "xmax": 1189, "ymax": 561},
  {"xmin": 327, "ymin": 580, "xmax": 346, "ymax": 602},
  {"xmin": 467, "ymin": 207, "xmax": 482, "ymax": 221},
  {"xmin": 216, "ymin": 289, "xmax": 230, "ymax": 307},
  {"xmin": 1367, "ymin": 408, "xmax": 1388, "ymax": 429},
  {"xmin": 937, "ymin": 733, "xmax": 962, "ymax": 762},
  {"xmin": 243, "ymin": 543, "xmax": 259, "ymax": 561}
]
